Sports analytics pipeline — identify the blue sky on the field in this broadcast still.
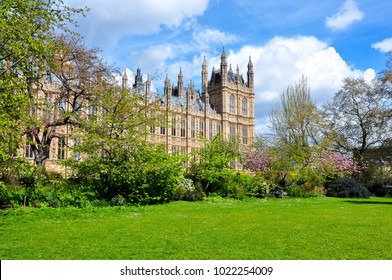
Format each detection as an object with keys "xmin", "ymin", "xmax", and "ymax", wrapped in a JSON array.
[{"xmin": 65, "ymin": 0, "xmax": 392, "ymax": 133}]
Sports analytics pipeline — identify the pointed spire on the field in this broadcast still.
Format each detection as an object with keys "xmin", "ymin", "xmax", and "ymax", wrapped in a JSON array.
[
  {"xmin": 220, "ymin": 47, "xmax": 228, "ymax": 83},
  {"xmin": 202, "ymin": 56, "xmax": 207, "ymax": 68},
  {"xmin": 178, "ymin": 67, "xmax": 184, "ymax": 98},
  {"xmin": 178, "ymin": 67, "xmax": 183, "ymax": 78},
  {"xmin": 236, "ymin": 64, "xmax": 240, "ymax": 84},
  {"xmin": 221, "ymin": 47, "xmax": 227, "ymax": 60},
  {"xmin": 122, "ymin": 69, "xmax": 128, "ymax": 88},
  {"xmin": 164, "ymin": 73, "xmax": 170, "ymax": 86},
  {"xmin": 247, "ymin": 56, "xmax": 254, "ymax": 88},
  {"xmin": 248, "ymin": 56, "xmax": 253, "ymax": 68}
]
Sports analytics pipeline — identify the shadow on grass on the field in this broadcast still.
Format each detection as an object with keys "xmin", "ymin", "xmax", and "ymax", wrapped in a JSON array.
[{"xmin": 344, "ymin": 200, "xmax": 392, "ymax": 205}]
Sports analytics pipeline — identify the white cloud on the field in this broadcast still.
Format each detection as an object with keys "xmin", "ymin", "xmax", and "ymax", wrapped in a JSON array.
[
  {"xmin": 129, "ymin": 26, "xmax": 240, "ymax": 79},
  {"xmin": 372, "ymin": 38, "xmax": 392, "ymax": 53},
  {"xmin": 131, "ymin": 44, "xmax": 175, "ymax": 74},
  {"xmin": 221, "ymin": 36, "xmax": 375, "ymax": 133},
  {"xmin": 121, "ymin": 35, "xmax": 376, "ymax": 135},
  {"xmin": 65, "ymin": 0, "xmax": 209, "ymax": 48},
  {"xmin": 325, "ymin": 0, "xmax": 364, "ymax": 31},
  {"xmin": 192, "ymin": 28, "xmax": 240, "ymax": 51}
]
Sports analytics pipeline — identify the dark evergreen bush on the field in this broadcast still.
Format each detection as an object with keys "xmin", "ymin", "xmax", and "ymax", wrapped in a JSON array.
[
  {"xmin": 367, "ymin": 181, "xmax": 392, "ymax": 197},
  {"xmin": 326, "ymin": 177, "xmax": 371, "ymax": 198}
]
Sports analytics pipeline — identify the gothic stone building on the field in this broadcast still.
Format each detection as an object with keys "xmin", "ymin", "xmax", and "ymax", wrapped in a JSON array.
[
  {"xmin": 22, "ymin": 49, "xmax": 255, "ymax": 172},
  {"xmin": 122, "ymin": 49, "xmax": 255, "ymax": 155}
]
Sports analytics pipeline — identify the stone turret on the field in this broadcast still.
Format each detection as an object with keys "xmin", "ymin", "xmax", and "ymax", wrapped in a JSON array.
[
  {"xmin": 133, "ymin": 67, "xmax": 143, "ymax": 90},
  {"xmin": 178, "ymin": 68, "xmax": 184, "ymax": 98},
  {"xmin": 247, "ymin": 56, "xmax": 254, "ymax": 89},
  {"xmin": 122, "ymin": 70, "xmax": 128, "ymax": 88},
  {"xmin": 220, "ymin": 48, "xmax": 228, "ymax": 84}
]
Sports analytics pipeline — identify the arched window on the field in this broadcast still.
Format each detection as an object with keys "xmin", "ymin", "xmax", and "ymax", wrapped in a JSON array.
[
  {"xmin": 242, "ymin": 98, "xmax": 248, "ymax": 116},
  {"xmin": 229, "ymin": 95, "xmax": 235, "ymax": 113}
]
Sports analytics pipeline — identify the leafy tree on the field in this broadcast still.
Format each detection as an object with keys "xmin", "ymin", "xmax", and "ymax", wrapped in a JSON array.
[
  {"xmin": 25, "ymin": 35, "xmax": 110, "ymax": 165},
  {"xmin": 323, "ymin": 77, "xmax": 391, "ymax": 168},
  {"xmin": 0, "ymin": 0, "xmax": 86, "ymax": 165},
  {"xmin": 189, "ymin": 135, "xmax": 241, "ymax": 195},
  {"xmin": 270, "ymin": 75, "xmax": 320, "ymax": 147},
  {"xmin": 268, "ymin": 76, "xmax": 327, "ymax": 188},
  {"xmin": 65, "ymin": 73, "xmax": 180, "ymax": 204}
]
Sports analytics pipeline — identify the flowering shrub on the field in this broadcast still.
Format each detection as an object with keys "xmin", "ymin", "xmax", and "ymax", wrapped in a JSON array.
[
  {"xmin": 243, "ymin": 150, "xmax": 271, "ymax": 173},
  {"xmin": 325, "ymin": 152, "xmax": 360, "ymax": 175},
  {"xmin": 174, "ymin": 177, "xmax": 205, "ymax": 201}
]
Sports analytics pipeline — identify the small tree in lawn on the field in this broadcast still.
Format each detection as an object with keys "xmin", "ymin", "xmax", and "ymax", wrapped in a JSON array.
[
  {"xmin": 189, "ymin": 135, "xmax": 241, "ymax": 196},
  {"xmin": 24, "ymin": 35, "xmax": 108, "ymax": 166},
  {"xmin": 0, "ymin": 0, "xmax": 85, "ymax": 168}
]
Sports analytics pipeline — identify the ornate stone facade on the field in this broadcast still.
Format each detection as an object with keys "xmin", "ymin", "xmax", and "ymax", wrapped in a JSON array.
[
  {"xmin": 125, "ymin": 49, "xmax": 255, "ymax": 155},
  {"xmin": 22, "ymin": 49, "xmax": 254, "ymax": 173}
]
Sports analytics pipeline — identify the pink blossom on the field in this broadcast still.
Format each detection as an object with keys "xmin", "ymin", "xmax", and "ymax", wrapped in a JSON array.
[
  {"xmin": 325, "ymin": 152, "xmax": 360, "ymax": 175},
  {"xmin": 243, "ymin": 150, "xmax": 271, "ymax": 173}
]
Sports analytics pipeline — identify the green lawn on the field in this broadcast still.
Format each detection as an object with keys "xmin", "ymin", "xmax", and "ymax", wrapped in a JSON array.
[{"xmin": 1, "ymin": 197, "xmax": 391, "ymax": 260}]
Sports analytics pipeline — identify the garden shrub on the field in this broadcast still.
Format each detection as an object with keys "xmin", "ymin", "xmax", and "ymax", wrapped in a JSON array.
[
  {"xmin": 242, "ymin": 172, "xmax": 270, "ymax": 198},
  {"xmin": 287, "ymin": 184, "xmax": 312, "ymax": 198},
  {"xmin": 110, "ymin": 194, "xmax": 127, "ymax": 206},
  {"xmin": 68, "ymin": 144, "xmax": 185, "ymax": 205},
  {"xmin": 326, "ymin": 177, "xmax": 371, "ymax": 198},
  {"xmin": 174, "ymin": 177, "xmax": 205, "ymax": 201},
  {"xmin": 269, "ymin": 183, "xmax": 287, "ymax": 198},
  {"xmin": 0, "ymin": 182, "xmax": 24, "ymax": 208},
  {"xmin": 368, "ymin": 181, "xmax": 392, "ymax": 197}
]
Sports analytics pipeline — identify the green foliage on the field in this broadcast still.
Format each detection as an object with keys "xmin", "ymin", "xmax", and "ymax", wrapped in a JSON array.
[
  {"xmin": 110, "ymin": 194, "xmax": 127, "ymax": 206},
  {"xmin": 174, "ymin": 177, "xmax": 205, "ymax": 201},
  {"xmin": 367, "ymin": 181, "xmax": 392, "ymax": 197},
  {"xmin": 326, "ymin": 177, "xmax": 371, "ymax": 198},
  {"xmin": 68, "ymin": 144, "xmax": 185, "ymax": 205},
  {"xmin": 287, "ymin": 184, "xmax": 312, "ymax": 198},
  {"xmin": 189, "ymin": 135, "xmax": 241, "ymax": 196},
  {"xmin": 0, "ymin": 0, "xmax": 86, "ymax": 164},
  {"xmin": 0, "ymin": 182, "xmax": 24, "ymax": 208}
]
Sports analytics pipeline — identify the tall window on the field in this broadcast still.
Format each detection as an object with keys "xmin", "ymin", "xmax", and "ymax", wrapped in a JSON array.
[
  {"xmin": 73, "ymin": 139, "xmax": 80, "ymax": 161},
  {"xmin": 229, "ymin": 125, "xmax": 235, "ymax": 140},
  {"xmin": 181, "ymin": 118, "xmax": 186, "ymax": 137},
  {"xmin": 59, "ymin": 99, "xmax": 67, "ymax": 112},
  {"xmin": 216, "ymin": 123, "xmax": 221, "ymax": 135},
  {"xmin": 172, "ymin": 117, "xmax": 176, "ymax": 136},
  {"xmin": 160, "ymin": 117, "xmax": 165, "ymax": 135},
  {"xmin": 191, "ymin": 119, "xmax": 195, "ymax": 139},
  {"xmin": 199, "ymin": 120, "xmax": 204, "ymax": 138},
  {"xmin": 44, "ymin": 96, "xmax": 51, "ymax": 119},
  {"xmin": 44, "ymin": 71, "xmax": 52, "ymax": 84},
  {"xmin": 58, "ymin": 138, "xmax": 66, "ymax": 160},
  {"xmin": 242, "ymin": 98, "xmax": 248, "ymax": 116},
  {"xmin": 242, "ymin": 127, "xmax": 248, "ymax": 145},
  {"xmin": 25, "ymin": 141, "xmax": 34, "ymax": 158},
  {"xmin": 229, "ymin": 95, "xmax": 235, "ymax": 113},
  {"xmin": 88, "ymin": 105, "xmax": 94, "ymax": 120}
]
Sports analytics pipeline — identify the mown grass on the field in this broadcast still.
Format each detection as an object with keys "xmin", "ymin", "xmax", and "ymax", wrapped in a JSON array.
[{"xmin": 1, "ymin": 197, "xmax": 391, "ymax": 260}]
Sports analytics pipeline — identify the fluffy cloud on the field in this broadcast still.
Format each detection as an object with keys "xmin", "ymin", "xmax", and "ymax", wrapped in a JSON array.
[
  {"xmin": 372, "ymin": 38, "xmax": 392, "ymax": 53},
  {"xmin": 64, "ymin": 0, "xmax": 209, "ymax": 48},
  {"xmin": 129, "ymin": 35, "xmax": 376, "ymax": 133},
  {"xmin": 325, "ymin": 0, "xmax": 364, "ymax": 31},
  {"xmin": 130, "ymin": 44, "xmax": 175, "ymax": 74},
  {"xmin": 221, "ymin": 36, "xmax": 375, "ymax": 133},
  {"xmin": 192, "ymin": 28, "xmax": 240, "ymax": 51}
]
